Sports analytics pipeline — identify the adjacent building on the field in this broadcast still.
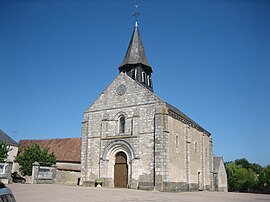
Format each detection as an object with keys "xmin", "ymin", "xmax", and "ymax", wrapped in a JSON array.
[
  {"xmin": 18, "ymin": 138, "xmax": 81, "ymax": 185},
  {"xmin": 213, "ymin": 156, "xmax": 228, "ymax": 192},
  {"xmin": 18, "ymin": 138, "xmax": 81, "ymax": 172},
  {"xmin": 0, "ymin": 129, "xmax": 18, "ymax": 163}
]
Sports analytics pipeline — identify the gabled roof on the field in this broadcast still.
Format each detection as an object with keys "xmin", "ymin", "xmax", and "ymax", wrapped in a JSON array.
[
  {"xmin": 0, "ymin": 129, "xmax": 18, "ymax": 146},
  {"xmin": 19, "ymin": 138, "xmax": 81, "ymax": 163},
  {"xmin": 213, "ymin": 156, "xmax": 223, "ymax": 173},
  {"xmin": 119, "ymin": 21, "xmax": 152, "ymax": 72}
]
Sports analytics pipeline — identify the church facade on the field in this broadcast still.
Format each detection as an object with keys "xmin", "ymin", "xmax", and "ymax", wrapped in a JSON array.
[{"xmin": 80, "ymin": 22, "xmax": 227, "ymax": 192}]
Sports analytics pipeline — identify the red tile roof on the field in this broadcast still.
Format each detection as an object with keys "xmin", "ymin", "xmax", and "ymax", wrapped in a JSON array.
[{"xmin": 18, "ymin": 138, "xmax": 81, "ymax": 163}]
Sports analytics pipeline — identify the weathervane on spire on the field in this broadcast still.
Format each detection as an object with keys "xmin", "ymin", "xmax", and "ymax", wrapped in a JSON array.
[{"xmin": 132, "ymin": 4, "xmax": 140, "ymax": 22}]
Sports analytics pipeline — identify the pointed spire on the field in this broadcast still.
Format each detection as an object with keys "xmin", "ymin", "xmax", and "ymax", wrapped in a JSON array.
[{"xmin": 119, "ymin": 21, "xmax": 152, "ymax": 72}]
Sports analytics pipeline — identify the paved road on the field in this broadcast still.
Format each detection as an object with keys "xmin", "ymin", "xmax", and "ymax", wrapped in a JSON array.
[{"xmin": 8, "ymin": 183, "xmax": 270, "ymax": 202}]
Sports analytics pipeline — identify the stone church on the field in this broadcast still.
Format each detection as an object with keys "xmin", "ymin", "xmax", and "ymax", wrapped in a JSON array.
[{"xmin": 81, "ymin": 21, "xmax": 227, "ymax": 192}]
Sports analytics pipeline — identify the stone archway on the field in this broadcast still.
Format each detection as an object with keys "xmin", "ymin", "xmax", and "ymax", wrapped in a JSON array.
[
  {"xmin": 114, "ymin": 152, "xmax": 128, "ymax": 188},
  {"xmin": 101, "ymin": 140, "xmax": 135, "ymax": 188}
]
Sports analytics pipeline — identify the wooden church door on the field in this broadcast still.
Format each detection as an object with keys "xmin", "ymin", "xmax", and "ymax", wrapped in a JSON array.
[{"xmin": 114, "ymin": 152, "xmax": 128, "ymax": 188}]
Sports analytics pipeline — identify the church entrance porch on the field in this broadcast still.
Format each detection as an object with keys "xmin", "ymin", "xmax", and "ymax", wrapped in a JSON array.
[{"xmin": 114, "ymin": 152, "xmax": 128, "ymax": 188}]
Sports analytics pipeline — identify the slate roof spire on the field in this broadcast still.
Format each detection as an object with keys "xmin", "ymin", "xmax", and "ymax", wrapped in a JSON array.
[
  {"xmin": 119, "ymin": 21, "xmax": 153, "ymax": 92},
  {"xmin": 119, "ymin": 21, "xmax": 152, "ymax": 73}
]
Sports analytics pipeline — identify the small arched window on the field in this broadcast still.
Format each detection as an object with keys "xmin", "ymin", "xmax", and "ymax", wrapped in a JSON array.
[
  {"xmin": 119, "ymin": 116, "xmax": 125, "ymax": 134},
  {"xmin": 176, "ymin": 135, "xmax": 179, "ymax": 148},
  {"xmin": 131, "ymin": 69, "xmax": 136, "ymax": 80},
  {"xmin": 142, "ymin": 72, "xmax": 146, "ymax": 84},
  {"xmin": 147, "ymin": 75, "xmax": 152, "ymax": 87},
  {"xmin": 194, "ymin": 142, "xmax": 198, "ymax": 153}
]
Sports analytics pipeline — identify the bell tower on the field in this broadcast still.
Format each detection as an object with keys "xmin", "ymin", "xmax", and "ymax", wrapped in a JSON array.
[{"xmin": 118, "ymin": 21, "xmax": 153, "ymax": 92}]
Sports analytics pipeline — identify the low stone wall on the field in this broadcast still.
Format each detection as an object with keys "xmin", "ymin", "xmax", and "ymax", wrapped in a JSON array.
[
  {"xmin": 54, "ymin": 171, "xmax": 81, "ymax": 185},
  {"xmin": 56, "ymin": 162, "xmax": 80, "ymax": 172},
  {"xmin": 162, "ymin": 182, "xmax": 189, "ymax": 192},
  {"xmin": 0, "ymin": 161, "xmax": 13, "ymax": 184},
  {"xmin": 138, "ymin": 181, "xmax": 154, "ymax": 191},
  {"xmin": 32, "ymin": 163, "xmax": 56, "ymax": 184},
  {"xmin": 82, "ymin": 181, "xmax": 95, "ymax": 187},
  {"xmin": 218, "ymin": 186, "xmax": 228, "ymax": 192},
  {"xmin": 24, "ymin": 176, "xmax": 32, "ymax": 184}
]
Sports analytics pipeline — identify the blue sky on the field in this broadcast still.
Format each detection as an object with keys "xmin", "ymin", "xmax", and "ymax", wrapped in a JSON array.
[{"xmin": 1, "ymin": 0, "xmax": 269, "ymax": 166}]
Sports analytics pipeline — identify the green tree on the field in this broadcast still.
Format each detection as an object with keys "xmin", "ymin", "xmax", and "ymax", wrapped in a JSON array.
[
  {"xmin": 258, "ymin": 165, "xmax": 270, "ymax": 192},
  {"xmin": 15, "ymin": 144, "xmax": 56, "ymax": 176},
  {"xmin": 235, "ymin": 167, "xmax": 257, "ymax": 192},
  {"xmin": 225, "ymin": 162, "xmax": 236, "ymax": 191},
  {"xmin": 263, "ymin": 165, "xmax": 270, "ymax": 186},
  {"xmin": 234, "ymin": 158, "xmax": 263, "ymax": 174},
  {"xmin": 235, "ymin": 158, "xmax": 250, "ymax": 169},
  {"xmin": 226, "ymin": 160, "xmax": 259, "ymax": 192},
  {"xmin": 0, "ymin": 141, "xmax": 11, "ymax": 162}
]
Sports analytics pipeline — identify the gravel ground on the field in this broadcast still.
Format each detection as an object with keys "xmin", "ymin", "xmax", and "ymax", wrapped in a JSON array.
[{"xmin": 8, "ymin": 183, "xmax": 270, "ymax": 202}]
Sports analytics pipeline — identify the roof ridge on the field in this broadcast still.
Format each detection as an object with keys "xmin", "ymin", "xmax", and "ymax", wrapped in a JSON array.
[
  {"xmin": 19, "ymin": 137, "xmax": 81, "ymax": 141},
  {"xmin": 0, "ymin": 129, "xmax": 18, "ymax": 146},
  {"xmin": 165, "ymin": 102, "xmax": 211, "ymax": 136}
]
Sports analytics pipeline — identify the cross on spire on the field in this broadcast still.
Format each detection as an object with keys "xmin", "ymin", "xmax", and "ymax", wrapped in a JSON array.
[{"xmin": 132, "ymin": 4, "xmax": 140, "ymax": 21}]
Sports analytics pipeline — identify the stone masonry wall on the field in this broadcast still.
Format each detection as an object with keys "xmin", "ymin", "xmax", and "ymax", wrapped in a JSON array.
[
  {"xmin": 166, "ymin": 114, "xmax": 212, "ymax": 191},
  {"xmin": 81, "ymin": 73, "xmax": 164, "ymax": 189},
  {"xmin": 81, "ymin": 72, "xmax": 215, "ymax": 191}
]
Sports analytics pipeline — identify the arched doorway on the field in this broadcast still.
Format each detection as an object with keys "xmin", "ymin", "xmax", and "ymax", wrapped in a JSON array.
[{"xmin": 114, "ymin": 152, "xmax": 128, "ymax": 188}]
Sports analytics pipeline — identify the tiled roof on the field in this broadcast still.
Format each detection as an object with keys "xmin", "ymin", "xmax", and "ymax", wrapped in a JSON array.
[
  {"xmin": 0, "ymin": 129, "xmax": 18, "ymax": 146},
  {"xmin": 18, "ymin": 138, "xmax": 81, "ymax": 163}
]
